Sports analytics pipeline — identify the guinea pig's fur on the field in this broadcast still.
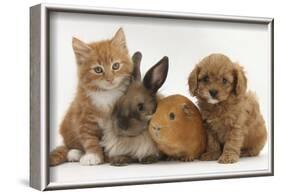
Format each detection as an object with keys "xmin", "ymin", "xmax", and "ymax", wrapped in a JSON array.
[
  {"xmin": 101, "ymin": 52, "xmax": 169, "ymax": 166},
  {"xmin": 149, "ymin": 94, "xmax": 207, "ymax": 161}
]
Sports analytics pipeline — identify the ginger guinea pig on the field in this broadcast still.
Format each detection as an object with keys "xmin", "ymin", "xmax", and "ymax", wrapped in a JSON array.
[{"xmin": 149, "ymin": 94, "xmax": 206, "ymax": 161}]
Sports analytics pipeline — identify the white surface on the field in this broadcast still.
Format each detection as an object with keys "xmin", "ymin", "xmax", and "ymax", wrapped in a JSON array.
[
  {"xmin": 49, "ymin": 2, "xmax": 271, "ymax": 184},
  {"xmin": 50, "ymin": 154, "xmax": 268, "ymax": 184},
  {"xmin": 0, "ymin": 0, "xmax": 280, "ymax": 194}
]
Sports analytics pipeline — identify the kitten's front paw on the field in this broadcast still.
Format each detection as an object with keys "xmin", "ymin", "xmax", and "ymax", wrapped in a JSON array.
[
  {"xmin": 218, "ymin": 152, "xmax": 239, "ymax": 164},
  {"xmin": 80, "ymin": 153, "xmax": 103, "ymax": 165},
  {"xmin": 67, "ymin": 149, "xmax": 83, "ymax": 162}
]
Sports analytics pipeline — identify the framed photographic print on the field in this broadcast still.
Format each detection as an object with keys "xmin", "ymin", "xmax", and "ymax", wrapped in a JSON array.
[{"xmin": 30, "ymin": 3, "xmax": 274, "ymax": 191}]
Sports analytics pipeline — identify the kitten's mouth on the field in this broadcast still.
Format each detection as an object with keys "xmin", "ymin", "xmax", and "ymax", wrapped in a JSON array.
[{"xmin": 99, "ymin": 80, "xmax": 119, "ymax": 90}]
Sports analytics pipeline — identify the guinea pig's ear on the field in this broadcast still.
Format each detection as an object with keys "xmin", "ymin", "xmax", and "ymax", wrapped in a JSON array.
[
  {"xmin": 143, "ymin": 56, "xmax": 169, "ymax": 94},
  {"xmin": 233, "ymin": 64, "xmax": 247, "ymax": 96},
  {"xmin": 182, "ymin": 104, "xmax": 193, "ymax": 117},
  {"xmin": 132, "ymin": 52, "xmax": 142, "ymax": 81},
  {"xmin": 188, "ymin": 65, "xmax": 200, "ymax": 96}
]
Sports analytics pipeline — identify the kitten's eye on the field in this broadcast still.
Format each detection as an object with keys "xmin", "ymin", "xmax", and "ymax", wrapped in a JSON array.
[
  {"xmin": 169, "ymin": 112, "xmax": 175, "ymax": 120},
  {"xmin": 202, "ymin": 75, "xmax": 209, "ymax": 83},
  {"xmin": 112, "ymin": 62, "xmax": 120, "ymax": 70},
  {"xmin": 137, "ymin": 103, "xmax": 144, "ymax": 112},
  {"xmin": 93, "ymin": 66, "xmax": 103, "ymax": 74},
  {"xmin": 222, "ymin": 78, "xmax": 228, "ymax": 84}
]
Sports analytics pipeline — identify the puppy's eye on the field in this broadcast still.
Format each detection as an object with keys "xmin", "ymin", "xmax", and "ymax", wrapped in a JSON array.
[
  {"xmin": 169, "ymin": 112, "xmax": 175, "ymax": 120},
  {"xmin": 112, "ymin": 62, "xmax": 120, "ymax": 70},
  {"xmin": 222, "ymin": 78, "xmax": 228, "ymax": 84},
  {"xmin": 137, "ymin": 103, "xmax": 144, "ymax": 112},
  {"xmin": 202, "ymin": 75, "xmax": 209, "ymax": 83},
  {"xmin": 93, "ymin": 66, "xmax": 103, "ymax": 74}
]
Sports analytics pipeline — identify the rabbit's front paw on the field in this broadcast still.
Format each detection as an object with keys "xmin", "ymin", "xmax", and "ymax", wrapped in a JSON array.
[
  {"xmin": 110, "ymin": 155, "xmax": 134, "ymax": 166},
  {"xmin": 140, "ymin": 155, "xmax": 159, "ymax": 164}
]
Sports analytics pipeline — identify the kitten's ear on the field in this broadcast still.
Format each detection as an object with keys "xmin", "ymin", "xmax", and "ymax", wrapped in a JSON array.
[
  {"xmin": 72, "ymin": 37, "xmax": 92, "ymax": 65},
  {"xmin": 143, "ymin": 56, "xmax": 169, "ymax": 94},
  {"xmin": 111, "ymin": 28, "xmax": 128, "ymax": 53}
]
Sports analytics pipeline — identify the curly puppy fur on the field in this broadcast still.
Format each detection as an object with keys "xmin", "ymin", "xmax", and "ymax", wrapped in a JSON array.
[{"xmin": 188, "ymin": 53, "xmax": 267, "ymax": 164}]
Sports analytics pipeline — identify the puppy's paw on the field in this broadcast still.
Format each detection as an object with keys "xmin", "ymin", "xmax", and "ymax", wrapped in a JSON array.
[
  {"xmin": 110, "ymin": 155, "xmax": 134, "ymax": 166},
  {"xmin": 140, "ymin": 155, "xmax": 159, "ymax": 164},
  {"xmin": 200, "ymin": 151, "xmax": 221, "ymax": 161},
  {"xmin": 67, "ymin": 149, "xmax": 83, "ymax": 162},
  {"xmin": 240, "ymin": 148, "xmax": 260, "ymax": 157},
  {"xmin": 80, "ymin": 153, "xmax": 103, "ymax": 165},
  {"xmin": 218, "ymin": 153, "xmax": 239, "ymax": 164}
]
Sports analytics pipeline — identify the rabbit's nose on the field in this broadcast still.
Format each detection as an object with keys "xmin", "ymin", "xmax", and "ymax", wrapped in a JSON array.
[{"xmin": 118, "ymin": 117, "xmax": 129, "ymax": 130}]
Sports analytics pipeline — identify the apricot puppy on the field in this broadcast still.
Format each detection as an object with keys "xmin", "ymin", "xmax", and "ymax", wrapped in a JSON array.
[{"xmin": 188, "ymin": 53, "xmax": 267, "ymax": 164}]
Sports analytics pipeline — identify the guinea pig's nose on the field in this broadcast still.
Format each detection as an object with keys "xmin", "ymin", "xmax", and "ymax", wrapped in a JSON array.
[{"xmin": 209, "ymin": 89, "xmax": 218, "ymax": 98}]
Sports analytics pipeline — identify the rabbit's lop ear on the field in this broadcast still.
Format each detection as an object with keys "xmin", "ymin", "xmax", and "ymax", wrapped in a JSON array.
[
  {"xmin": 143, "ymin": 56, "xmax": 169, "ymax": 94},
  {"xmin": 132, "ymin": 52, "xmax": 142, "ymax": 81}
]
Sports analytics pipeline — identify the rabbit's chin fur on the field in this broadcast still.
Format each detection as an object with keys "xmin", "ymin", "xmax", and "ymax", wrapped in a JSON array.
[{"xmin": 101, "ymin": 125, "xmax": 159, "ymax": 161}]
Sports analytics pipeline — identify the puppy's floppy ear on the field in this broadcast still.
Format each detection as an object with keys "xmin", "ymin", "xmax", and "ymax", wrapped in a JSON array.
[
  {"xmin": 188, "ymin": 65, "xmax": 200, "ymax": 96},
  {"xmin": 233, "ymin": 64, "xmax": 247, "ymax": 96}
]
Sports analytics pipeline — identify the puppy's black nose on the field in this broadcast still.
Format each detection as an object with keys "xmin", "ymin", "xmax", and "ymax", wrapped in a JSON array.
[{"xmin": 209, "ymin": 89, "xmax": 218, "ymax": 98}]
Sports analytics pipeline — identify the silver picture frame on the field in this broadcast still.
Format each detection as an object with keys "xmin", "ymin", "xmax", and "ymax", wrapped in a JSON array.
[{"xmin": 30, "ymin": 3, "xmax": 274, "ymax": 191}]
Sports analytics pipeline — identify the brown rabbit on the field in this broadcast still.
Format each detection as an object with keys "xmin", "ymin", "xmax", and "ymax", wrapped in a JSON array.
[{"xmin": 101, "ymin": 52, "xmax": 169, "ymax": 166}]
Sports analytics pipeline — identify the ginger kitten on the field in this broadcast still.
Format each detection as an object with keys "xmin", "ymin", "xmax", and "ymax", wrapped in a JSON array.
[{"xmin": 49, "ymin": 28, "xmax": 133, "ymax": 166}]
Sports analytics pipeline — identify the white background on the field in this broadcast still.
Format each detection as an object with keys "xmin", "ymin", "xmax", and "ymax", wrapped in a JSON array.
[
  {"xmin": 49, "ymin": 8, "xmax": 270, "ymax": 183},
  {"xmin": 0, "ymin": 0, "xmax": 279, "ymax": 193}
]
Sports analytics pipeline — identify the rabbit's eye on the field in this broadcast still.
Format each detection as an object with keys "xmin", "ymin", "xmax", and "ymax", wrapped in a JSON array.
[
  {"xmin": 169, "ymin": 112, "xmax": 175, "ymax": 120},
  {"xmin": 137, "ymin": 103, "xmax": 144, "ymax": 111}
]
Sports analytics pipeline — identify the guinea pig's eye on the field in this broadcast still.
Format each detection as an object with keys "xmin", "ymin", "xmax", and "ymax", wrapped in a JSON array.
[
  {"xmin": 202, "ymin": 75, "xmax": 209, "ymax": 83},
  {"xmin": 169, "ymin": 112, "xmax": 175, "ymax": 120},
  {"xmin": 137, "ymin": 103, "xmax": 144, "ymax": 112},
  {"xmin": 222, "ymin": 78, "xmax": 228, "ymax": 85}
]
